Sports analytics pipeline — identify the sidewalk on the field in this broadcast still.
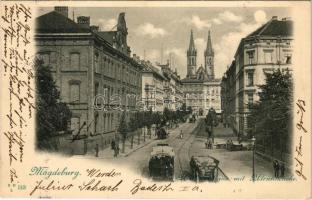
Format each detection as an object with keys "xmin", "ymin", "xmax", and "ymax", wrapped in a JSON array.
[
  {"xmin": 83, "ymin": 122, "xmax": 192, "ymax": 159},
  {"xmin": 191, "ymin": 136, "xmax": 275, "ymax": 179}
]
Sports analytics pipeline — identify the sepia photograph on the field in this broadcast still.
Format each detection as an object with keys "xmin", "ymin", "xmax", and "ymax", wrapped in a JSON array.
[
  {"xmin": 0, "ymin": 1, "xmax": 311, "ymax": 198},
  {"xmin": 34, "ymin": 6, "xmax": 293, "ymax": 182}
]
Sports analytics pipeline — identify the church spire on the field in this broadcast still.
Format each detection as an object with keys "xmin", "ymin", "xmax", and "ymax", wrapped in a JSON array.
[
  {"xmin": 187, "ymin": 29, "xmax": 197, "ymax": 78},
  {"xmin": 188, "ymin": 29, "xmax": 196, "ymax": 52},
  {"xmin": 204, "ymin": 30, "xmax": 214, "ymax": 79},
  {"xmin": 205, "ymin": 30, "xmax": 214, "ymax": 56}
]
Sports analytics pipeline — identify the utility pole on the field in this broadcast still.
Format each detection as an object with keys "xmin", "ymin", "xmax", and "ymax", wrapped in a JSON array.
[
  {"xmin": 169, "ymin": 52, "xmax": 172, "ymax": 69},
  {"xmin": 160, "ymin": 43, "xmax": 164, "ymax": 65},
  {"xmin": 72, "ymin": 8, "xmax": 75, "ymax": 22},
  {"xmin": 143, "ymin": 49, "xmax": 146, "ymax": 60}
]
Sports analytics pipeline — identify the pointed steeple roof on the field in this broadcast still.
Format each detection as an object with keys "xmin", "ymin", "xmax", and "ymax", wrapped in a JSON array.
[
  {"xmin": 205, "ymin": 30, "xmax": 214, "ymax": 56},
  {"xmin": 188, "ymin": 29, "xmax": 196, "ymax": 52}
]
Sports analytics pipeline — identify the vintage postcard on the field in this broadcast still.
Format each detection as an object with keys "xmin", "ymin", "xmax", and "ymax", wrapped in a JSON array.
[{"xmin": 0, "ymin": 1, "xmax": 311, "ymax": 198}]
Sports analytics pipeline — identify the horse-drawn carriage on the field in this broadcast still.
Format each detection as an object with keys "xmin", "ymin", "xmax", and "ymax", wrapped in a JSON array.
[
  {"xmin": 189, "ymin": 156, "xmax": 219, "ymax": 182},
  {"xmin": 156, "ymin": 127, "xmax": 168, "ymax": 139},
  {"xmin": 148, "ymin": 144, "xmax": 175, "ymax": 181},
  {"xmin": 189, "ymin": 114, "xmax": 196, "ymax": 123}
]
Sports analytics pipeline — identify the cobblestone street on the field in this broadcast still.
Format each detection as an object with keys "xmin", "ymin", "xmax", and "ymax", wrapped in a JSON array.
[{"xmin": 75, "ymin": 118, "xmax": 284, "ymax": 181}]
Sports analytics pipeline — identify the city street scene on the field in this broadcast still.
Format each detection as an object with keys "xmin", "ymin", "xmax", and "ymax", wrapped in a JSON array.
[{"xmin": 35, "ymin": 6, "xmax": 293, "ymax": 182}]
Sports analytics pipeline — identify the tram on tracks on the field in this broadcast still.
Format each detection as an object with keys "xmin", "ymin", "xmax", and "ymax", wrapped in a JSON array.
[{"xmin": 148, "ymin": 144, "xmax": 175, "ymax": 181}]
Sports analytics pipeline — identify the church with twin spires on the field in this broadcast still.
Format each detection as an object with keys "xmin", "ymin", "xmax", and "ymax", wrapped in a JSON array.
[{"xmin": 182, "ymin": 30, "xmax": 222, "ymax": 115}]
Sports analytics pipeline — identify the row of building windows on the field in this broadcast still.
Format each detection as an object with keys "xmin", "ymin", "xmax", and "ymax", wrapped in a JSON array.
[
  {"xmin": 94, "ymin": 112, "xmax": 117, "ymax": 134},
  {"xmin": 246, "ymin": 50, "xmax": 292, "ymax": 65},
  {"xmin": 37, "ymin": 52, "xmax": 140, "ymax": 87},
  {"xmin": 94, "ymin": 53, "xmax": 140, "ymax": 87},
  {"xmin": 186, "ymin": 99, "xmax": 220, "ymax": 103},
  {"xmin": 68, "ymin": 81, "xmax": 139, "ymax": 105},
  {"xmin": 70, "ymin": 112, "xmax": 118, "ymax": 135}
]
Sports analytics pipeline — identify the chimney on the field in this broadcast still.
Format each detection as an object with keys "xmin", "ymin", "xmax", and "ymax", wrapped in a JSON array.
[
  {"xmin": 90, "ymin": 25, "xmax": 99, "ymax": 32},
  {"xmin": 272, "ymin": 16, "xmax": 278, "ymax": 20},
  {"xmin": 77, "ymin": 16, "xmax": 90, "ymax": 28},
  {"xmin": 54, "ymin": 6, "xmax": 68, "ymax": 18}
]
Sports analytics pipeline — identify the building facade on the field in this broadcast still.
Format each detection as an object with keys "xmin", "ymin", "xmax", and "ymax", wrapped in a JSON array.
[
  {"xmin": 35, "ymin": 7, "xmax": 142, "ymax": 144},
  {"xmin": 182, "ymin": 30, "xmax": 222, "ymax": 115},
  {"xmin": 140, "ymin": 59, "xmax": 167, "ymax": 112},
  {"xmin": 220, "ymin": 61, "xmax": 236, "ymax": 130},
  {"xmin": 221, "ymin": 16, "xmax": 293, "ymax": 135},
  {"xmin": 159, "ymin": 62, "xmax": 184, "ymax": 111}
]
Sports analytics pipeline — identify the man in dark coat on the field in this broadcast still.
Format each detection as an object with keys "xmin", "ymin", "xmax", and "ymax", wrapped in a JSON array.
[
  {"xmin": 273, "ymin": 160, "xmax": 280, "ymax": 178},
  {"xmin": 95, "ymin": 144, "xmax": 99, "ymax": 157},
  {"xmin": 111, "ymin": 140, "xmax": 116, "ymax": 150},
  {"xmin": 280, "ymin": 162, "xmax": 285, "ymax": 177}
]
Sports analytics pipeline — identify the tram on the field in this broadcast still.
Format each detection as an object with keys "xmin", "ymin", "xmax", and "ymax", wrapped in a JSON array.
[{"xmin": 148, "ymin": 144, "xmax": 175, "ymax": 181}]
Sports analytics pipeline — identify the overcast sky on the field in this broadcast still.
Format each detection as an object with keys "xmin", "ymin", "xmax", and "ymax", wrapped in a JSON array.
[{"xmin": 37, "ymin": 7, "xmax": 291, "ymax": 78}]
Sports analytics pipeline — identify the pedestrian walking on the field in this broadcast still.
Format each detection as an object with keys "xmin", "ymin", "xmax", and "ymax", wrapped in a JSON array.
[
  {"xmin": 114, "ymin": 146, "xmax": 118, "ymax": 157},
  {"xmin": 273, "ymin": 160, "xmax": 280, "ymax": 178},
  {"xmin": 111, "ymin": 140, "xmax": 116, "ymax": 150},
  {"xmin": 95, "ymin": 144, "xmax": 99, "ymax": 157},
  {"xmin": 208, "ymin": 139, "xmax": 213, "ymax": 149},
  {"xmin": 116, "ymin": 145, "xmax": 120, "ymax": 156},
  {"xmin": 180, "ymin": 130, "xmax": 183, "ymax": 139},
  {"xmin": 280, "ymin": 162, "xmax": 285, "ymax": 177}
]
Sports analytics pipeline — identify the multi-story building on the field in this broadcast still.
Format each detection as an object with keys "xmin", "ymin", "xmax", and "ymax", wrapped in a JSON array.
[
  {"xmin": 221, "ymin": 16, "xmax": 293, "ymax": 135},
  {"xmin": 35, "ymin": 7, "xmax": 142, "ymax": 145},
  {"xmin": 182, "ymin": 30, "xmax": 222, "ymax": 115},
  {"xmin": 158, "ymin": 62, "xmax": 184, "ymax": 111},
  {"xmin": 140, "ymin": 59, "xmax": 167, "ymax": 112},
  {"xmin": 220, "ymin": 60, "xmax": 236, "ymax": 130}
]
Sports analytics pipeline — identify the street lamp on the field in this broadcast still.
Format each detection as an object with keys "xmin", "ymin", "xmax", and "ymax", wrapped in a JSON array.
[{"xmin": 251, "ymin": 136, "xmax": 256, "ymax": 182}]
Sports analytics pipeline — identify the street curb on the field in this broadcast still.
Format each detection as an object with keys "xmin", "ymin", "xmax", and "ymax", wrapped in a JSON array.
[
  {"xmin": 255, "ymin": 151, "xmax": 293, "ymax": 171},
  {"xmin": 123, "ymin": 138, "xmax": 156, "ymax": 157},
  {"xmin": 124, "ymin": 122, "xmax": 191, "ymax": 157}
]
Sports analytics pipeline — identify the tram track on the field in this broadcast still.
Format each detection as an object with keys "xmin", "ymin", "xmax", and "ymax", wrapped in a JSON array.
[
  {"xmin": 176, "ymin": 119, "xmax": 230, "ymax": 181},
  {"xmin": 176, "ymin": 119, "xmax": 203, "ymax": 180},
  {"xmin": 137, "ymin": 118, "xmax": 229, "ymax": 181}
]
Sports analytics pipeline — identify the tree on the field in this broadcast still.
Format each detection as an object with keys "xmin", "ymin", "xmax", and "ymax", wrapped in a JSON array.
[
  {"xmin": 145, "ymin": 107, "xmax": 153, "ymax": 140},
  {"xmin": 152, "ymin": 112, "xmax": 162, "ymax": 128},
  {"xmin": 128, "ymin": 112, "xmax": 138, "ymax": 149},
  {"xmin": 118, "ymin": 111, "xmax": 128, "ymax": 153},
  {"xmin": 206, "ymin": 107, "xmax": 216, "ymax": 142},
  {"xmin": 36, "ymin": 59, "xmax": 71, "ymax": 151},
  {"xmin": 249, "ymin": 69, "xmax": 293, "ymax": 159},
  {"xmin": 163, "ymin": 107, "xmax": 171, "ymax": 126},
  {"xmin": 187, "ymin": 106, "xmax": 193, "ymax": 114},
  {"xmin": 179, "ymin": 103, "xmax": 188, "ymax": 122},
  {"xmin": 181, "ymin": 103, "xmax": 187, "ymax": 114}
]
